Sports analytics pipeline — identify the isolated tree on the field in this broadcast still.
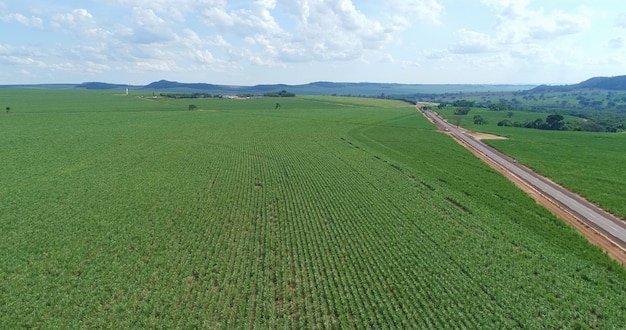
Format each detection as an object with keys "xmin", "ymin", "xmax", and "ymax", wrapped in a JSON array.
[
  {"xmin": 545, "ymin": 114, "xmax": 564, "ymax": 130},
  {"xmin": 275, "ymin": 103, "xmax": 281, "ymax": 109},
  {"xmin": 473, "ymin": 115, "xmax": 486, "ymax": 125},
  {"xmin": 498, "ymin": 119, "xmax": 513, "ymax": 127},
  {"xmin": 5, "ymin": 106, "xmax": 9, "ymax": 113},
  {"xmin": 188, "ymin": 104, "xmax": 197, "ymax": 111},
  {"xmin": 453, "ymin": 107, "xmax": 470, "ymax": 115}
]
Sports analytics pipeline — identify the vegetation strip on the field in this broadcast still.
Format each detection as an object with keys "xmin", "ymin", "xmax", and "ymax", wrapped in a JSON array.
[{"xmin": 420, "ymin": 109, "xmax": 626, "ymax": 265}]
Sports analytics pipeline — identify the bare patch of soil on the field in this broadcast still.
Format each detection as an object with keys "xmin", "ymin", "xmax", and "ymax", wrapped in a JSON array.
[{"xmin": 465, "ymin": 132, "xmax": 507, "ymax": 141}]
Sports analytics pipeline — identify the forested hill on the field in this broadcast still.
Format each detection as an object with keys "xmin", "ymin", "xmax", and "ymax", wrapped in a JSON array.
[{"xmin": 532, "ymin": 75, "xmax": 626, "ymax": 92}]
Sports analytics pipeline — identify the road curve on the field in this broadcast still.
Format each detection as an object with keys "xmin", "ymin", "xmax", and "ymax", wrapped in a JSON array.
[{"xmin": 422, "ymin": 109, "xmax": 626, "ymax": 249}]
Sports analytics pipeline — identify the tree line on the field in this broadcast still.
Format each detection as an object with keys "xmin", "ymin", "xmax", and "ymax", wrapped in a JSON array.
[
  {"xmin": 440, "ymin": 98, "xmax": 625, "ymax": 133},
  {"xmin": 263, "ymin": 90, "xmax": 295, "ymax": 97}
]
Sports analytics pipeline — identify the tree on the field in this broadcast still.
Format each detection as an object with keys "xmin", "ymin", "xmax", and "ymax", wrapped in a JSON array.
[
  {"xmin": 451, "ymin": 99, "xmax": 475, "ymax": 107},
  {"xmin": 488, "ymin": 103, "xmax": 509, "ymax": 111},
  {"xmin": 473, "ymin": 115, "xmax": 486, "ymax": 125},
  {"xmin": 524, "ymin": 118, "xmax": 544, "ymax": 129},
  {"xmin": 545, "ymin": 114, "xmax": 564, "ymax": 130},
  {"xmin": 5, "ymin": 106, "xmax": 9, "ymax": 113},
  {"xmin": 188, "ymin": 104, "xmax": 197, "ymax": 111},
  {"xmin": 264, "ymin": 90, "xmax": 295, "ymax": 97},
  {"xmin": 498, "ymin": 119, "xmax": 513, "ymax": 127},
  {"xmin": 506, "ymin": 111, "xmax": 514, "ymax": 118},
  {"xmin": 453, "ymin": 107, "xmax": 471, "ymax": 115},
  {"xmin": 275, "ymin": 103, "xmax": 281, "ymax": 109}
]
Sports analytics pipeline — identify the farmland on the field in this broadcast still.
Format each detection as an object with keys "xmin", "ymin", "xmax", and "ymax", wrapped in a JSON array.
[
  {"xmin": 434, "ymin": 104, "xmax": 626, "ymax": 220},
  {"xmin": 2, "ymin": 89, "xmax": 626, "ymax": 328}
]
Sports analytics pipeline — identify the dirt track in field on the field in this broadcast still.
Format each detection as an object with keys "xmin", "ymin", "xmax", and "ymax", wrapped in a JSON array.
[{"xmin": 419, "ymin": 109, "xmax": 626, "ymax": 266}]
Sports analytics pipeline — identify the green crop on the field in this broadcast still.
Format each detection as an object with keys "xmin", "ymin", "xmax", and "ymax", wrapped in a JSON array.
[
  {"xmin": 485, "ymin": 129, "xmax": 626, "ymax": 218},
  {"xmin": 434, "ymin": 105, "xmax": 626, "ymax": 219},
  {"xmin": 1, "ymin": 89, "xmax": 625, "ymax": 328}
]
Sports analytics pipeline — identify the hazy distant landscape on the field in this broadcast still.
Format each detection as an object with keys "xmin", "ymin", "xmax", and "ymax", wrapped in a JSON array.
[{"xmin": 1, "ymin": 79, "xmax": 536, "ymax": 96}]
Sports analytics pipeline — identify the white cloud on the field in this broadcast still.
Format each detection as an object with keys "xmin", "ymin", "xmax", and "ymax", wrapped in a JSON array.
[
  {"xmin": 202, "ymin": 7, "xmax": 234, "ymax": 26},
  {"xmin": 179, "ymin": 30, "xmax": 231, "ymax": 51},
  {"xmin": 195, "ymin": 0, "xmax": 398, "ymax": 64},
  {"xmin": 482, "ymin": 0, "xmax": 590, "ymax": 43},
  {"xmin": 1, "ymin": 0, "xmax": 616, "ymax": 85},
  {"xmin": 0, "ymin": 43, "xmax": 12, "ymax": 55},
  {"xmin": 528, "ymin": 10, "xmax": 589, "ymax": 39},
  {"xmin": 0, "ymin": 44, "xmax": 46, "ymax": 61},
  {"xmin": 52, "ymin": 9, "xmax": 95, "ymax": 28},
  {"xmin": 1, "ymin": 13, "xmax": 43, "ymax": 28},
  {"xmin": 0, "ymin": 0, "xmax": 415, "ymax": 82},
  {"xmin": 48, "ymin": 62, "xmax": 76, "ymax": 72},
  {"xmin": 282, "ymin": 0, "xmax": 393, "ymax": 60},
  {"xmin": 449, "ymin": 29, "xmax": 496, "ymax": 54},
  {"xmin": 194, "ymin": 49, "xmax": 217, "ymax": 64},
  {"xmin": 85, "ymin": 61, "xmax": 111, "ymax": 73},
  {"xmin": 508, "ymin": 43, "xmax": 556, "ymax": 64},
  {"xmin": 132, "ymin": 59, "xmax": 177, "ymax": 72},
  {"xmin": 422, "ymin": 0, "xmax": 594, "ymax": 73},
  {"xmin": 0, "ymin": 55, "xmax": 41, "ymax": 66},
  {"xmin": 236, "ymin": 0, "xmax": 285, "ymax": 36},
  {"xmin": 107, "ymin": 0, "xmax": 201, "ymax": 21},
  {"xmin": 386, "ymin": 0, "xmax": 444, "ymax": 25},
  {"xmin": 481, "ymin": 0, "xmax": 528, "ymax": 20},
  {"xmin": 51, "ymin": 8, "xmax": 114, "ymax": 42},
  {"xmin": 423, "ymin": 48, "xmax": 450, "ymax": 60},
  {"xmin": 134, "ymin": 7, "xmax": 166, "ymax": 27},
  {"xmin": 124, "ymin": 8, "xmax": 176, "ymax": 44}
]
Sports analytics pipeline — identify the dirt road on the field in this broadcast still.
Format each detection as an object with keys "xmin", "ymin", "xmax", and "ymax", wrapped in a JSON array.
[{"xmin": 419, "ymin": 108, "xmax": 626, "ymax": 266}]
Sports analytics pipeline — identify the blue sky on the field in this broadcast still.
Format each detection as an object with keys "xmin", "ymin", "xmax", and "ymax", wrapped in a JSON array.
[{"xmin": 1, "ymin": 0, "xmax": 624, "ymax": 85}]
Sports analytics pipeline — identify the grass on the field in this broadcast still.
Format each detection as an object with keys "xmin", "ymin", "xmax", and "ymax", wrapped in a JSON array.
[
  {"xmin": 433, "ymin": 105, "xmax": 626, "ymax": 219},
  {"xmin": 433, "ymin": 105, "xmax": 584, "ymax": 132},
  {"xmin": 1, "ymin": 89, "xmax": 626, "ymax": 328},
  {"xmin": 485, "ymin": 129, "xmax": 626, "ymax": 217}
]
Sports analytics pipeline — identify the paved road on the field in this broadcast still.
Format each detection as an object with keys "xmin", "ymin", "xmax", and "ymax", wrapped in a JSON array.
[{"xmin": 422, "ymin": 109, "xmax": 626, "ymax": 248}]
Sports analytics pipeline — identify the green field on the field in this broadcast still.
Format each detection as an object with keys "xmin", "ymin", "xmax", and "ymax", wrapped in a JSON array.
[
  {"xmin": 432, "ymin": 105, "xmax": 586, "ymax": 131},
  {"xmin": 434, "ymin": 105, "xmax": 626, "ymax": 219},
  {"xmin": 2, "ymin": 89, "xmax": 626, "ymax": 328}
]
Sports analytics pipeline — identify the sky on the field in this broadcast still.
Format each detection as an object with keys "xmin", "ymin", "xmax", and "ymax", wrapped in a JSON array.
[{"xmin": 0, "ymin": 0, "xmax": 625, "ymax": 85}]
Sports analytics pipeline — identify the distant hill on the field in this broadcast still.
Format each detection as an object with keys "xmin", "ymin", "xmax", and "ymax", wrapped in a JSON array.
[
  {"xmin": 14, "ymin": 76, "xmax": 626, "ymax": 95},
  {"xmin": 143, "ymin": 80, "xmax": 222, "ymax": 90},
  {"xmin": 577, "ymin": 76, "xmax": 626, "ymax": 90},
  {"xmin": 133, "ymin": 80, "xmax": 534, "ymax": 96},
  {"xmin": 531, "ymin": 75, "xmax": 626, "ymax": 92},
  {"xmin": 1, "ymin": 80, "xmax": 536, "ymax": 96},
  {"xmin": 77, "ymin": 82, "xmax": 131, "ymax": 89}
]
